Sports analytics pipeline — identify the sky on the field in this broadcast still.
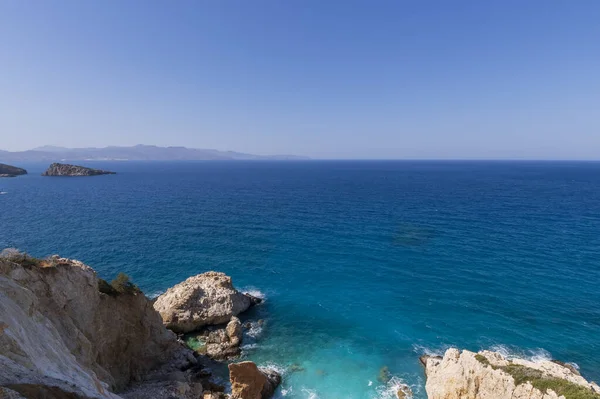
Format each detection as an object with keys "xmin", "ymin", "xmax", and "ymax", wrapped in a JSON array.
[{"xmin": 0, "ymin": 1, "xmax": 599, "ymax": 159}]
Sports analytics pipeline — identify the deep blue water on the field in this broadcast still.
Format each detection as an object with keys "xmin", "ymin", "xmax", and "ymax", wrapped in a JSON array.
[{"xmin": 2, "ymin": 161, "xmax": 600, "ymax": 398}]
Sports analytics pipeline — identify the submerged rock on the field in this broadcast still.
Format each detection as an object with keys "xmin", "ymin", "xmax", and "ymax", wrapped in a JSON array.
[
  {"xmin": 229, "ymin": 361, "xmax": 281, "ymax": 399},
  {"xmin": 0, "ymin": 163, "xmax": 27, "ymax": 177},
  {"xmin": 154, "ymin": 271, "xmax": 261, "ymax": 333},
  {"xmin": 42, "ymin": 162, "xmax": 116, "ymax": 176},
  {"xmin": 424, "ymin": 348, "xmax": 600, "ymax": 399}
]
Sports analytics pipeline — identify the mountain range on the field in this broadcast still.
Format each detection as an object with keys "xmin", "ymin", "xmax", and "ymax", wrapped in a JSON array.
[{"xmin": 0, "ymin": 145, "xmax": 309, "ymax": 162}]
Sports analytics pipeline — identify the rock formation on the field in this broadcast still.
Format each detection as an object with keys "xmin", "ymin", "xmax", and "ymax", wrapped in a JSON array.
[
  {"xmin": 153, "ymin": 272, "xmax": 261, "ymax": 333},
  {"xmin": 0, "ymin": 250, "xmax": 196, "ymax": 398},
  {"xmin": 42, "ymin": 163, "xmax": 116, "ymax": 176},
  {"xmin": 0, "ymin": 250, "xmax": 280, "ymax": 399},
  {"xmin": 0, "ymin": 163, "xmax": 27, "ymax": 177},
  {"xmin": 424, "ymin": 348, "xmax": 600, "ymax": 399},
  {"xmin": 228, "ymin": 362, "xmax": 281, "ymax": 399}
]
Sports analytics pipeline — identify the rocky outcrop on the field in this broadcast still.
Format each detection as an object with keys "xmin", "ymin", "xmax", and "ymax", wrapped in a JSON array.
[
  {"xmin": 42, "ymin": 163, "xmax": 116, "ymax": 176},
  {"xmin": 204, "ymin": 316, "xmax": 243, "ymax": 360},
  {"xmin": 0, "ymin": 163, "xmax": 27, "ymax": 177},
  {"xmin": 0, "ymin": 251, "xmax": 195, "ymax": 398},
  {"xmin": 424, "ymin": 348, "xmax": 600, "ymax": 399},
  {"xmin": 228, "ymin": 362, "xmax": 281, "ymax": 399},
  {"xmin": 153, "ymin": 272, "xmax": 261, "ymax": 333}
]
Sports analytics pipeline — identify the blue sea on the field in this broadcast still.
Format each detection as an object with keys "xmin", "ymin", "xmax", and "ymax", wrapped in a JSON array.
[{"xmin": 2, "ymin": 161, "xmax": 600, "ymax": 398}]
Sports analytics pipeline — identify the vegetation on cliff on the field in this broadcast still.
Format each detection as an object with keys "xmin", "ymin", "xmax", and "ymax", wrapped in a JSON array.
[{"xmin": 475, "ymin": 354, "xmax": 600, "ymax": 399}]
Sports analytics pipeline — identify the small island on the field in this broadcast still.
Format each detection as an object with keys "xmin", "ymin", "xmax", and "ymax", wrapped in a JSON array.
[
  {"xmin": 0, "ymin": 163, "xmax": 27, "ymax": 177},
  {"xmin": 42, "ymin": 163, "xmax": 116, "ymax": 176}
]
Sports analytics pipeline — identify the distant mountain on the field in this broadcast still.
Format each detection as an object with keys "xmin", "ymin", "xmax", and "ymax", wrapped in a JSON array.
[{"xmin": 0, "ymin": 145, "xmax": 309, "ymax": 162}]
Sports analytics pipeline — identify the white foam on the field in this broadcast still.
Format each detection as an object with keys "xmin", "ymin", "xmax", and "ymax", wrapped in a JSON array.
[
  {"xmin": 245, "ymin": 321, "xmax": 264, "ymax": 339},
  {"xmin": 241, "ymin": 343, "xmax": 259, "ymax": 350},
  {"xmin": 243, "ymin": 287, "xmax": 266, "ymax": 300},
  {"xmin": 412, "ymin": 343, "xmax": 446, "ymax": 357},
  {"xmin": 300, "ymin": 388, "xmax": 320, "ymax": 399},
  {"xmin": 488, "ymin": 345, "xmax": 553, "ymax": 363},
  {"xmin": 374, "ymin": 376, "xmax": 412, "ymax": 399},
  {"xmin": 147, "ymin": 290, "xmax": 164, "ymax": 299},
  {"xmin": 260, "ymin": 362, "xmax": 288, "ymax": 377}
]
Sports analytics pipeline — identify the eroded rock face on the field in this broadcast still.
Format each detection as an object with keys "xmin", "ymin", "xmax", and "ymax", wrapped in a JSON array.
[
  {"xmin": 42, "ymin": 163, "xmax": 116, "ymax": 176},
  {"xmin": 154, "ymin": 272, "xmax": 260, "ymax": 333},
  {"xmin": 0, "ymin": 255, "xmax": 193, "ymax": 398},
  {"xmin": 204, "ymin": 316, "xmax": 244, "ymax": 360},
  {"xmin": 425, "ymin": 348, "xmax": 600, "ymax": 399},
  {"xmin": 228, "ymin": 362, "xmax": 281, "ymax": 399}
]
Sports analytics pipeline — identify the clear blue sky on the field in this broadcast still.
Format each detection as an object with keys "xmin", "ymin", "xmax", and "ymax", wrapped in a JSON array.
[{"xmin": 1, "ymin": 1, "xmax": 599, "ymax": 159}]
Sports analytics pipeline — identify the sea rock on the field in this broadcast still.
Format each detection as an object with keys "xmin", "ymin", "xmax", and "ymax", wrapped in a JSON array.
[
  {"xmin": 204, "ymin": 316, "xmax": 243, "ymax": 360},
  {"xmin": 42, "ymin": 162, "xmax": 116, "ymax": 176},
  {"xmin": 424, "ymin": 348, "xmax": 600, "ymax": 399},
  {"xmin": 0, "ymin": 251, "xmax": 196, "ymax": 398},
  {"xmin": 154, "ymin": 271, "xmax": 261, "ymax": 333},
  {"xmin": 0, "ymin": 163, "xmax": 27, "ymax": 177},
  {"xmin": 229, "ymin": 361, "xmax": 281, "ymax": 399}
]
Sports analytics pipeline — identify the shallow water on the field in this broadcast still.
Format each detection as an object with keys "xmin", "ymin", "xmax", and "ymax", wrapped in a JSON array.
[{"xmin": 2, "ymin": 161, "xmax": 600, "ymax": 398}]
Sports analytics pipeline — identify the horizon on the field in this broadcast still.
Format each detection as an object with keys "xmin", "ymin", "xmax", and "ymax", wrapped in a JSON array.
[{"xmin": 1, "ymin": 1, "xmax": 599, "ymax": 159}]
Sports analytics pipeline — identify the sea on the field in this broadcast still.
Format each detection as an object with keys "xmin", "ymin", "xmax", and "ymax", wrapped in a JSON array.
[{"xmin": 1, "ymin": 160, "xmax": 599, "ymax": 398}]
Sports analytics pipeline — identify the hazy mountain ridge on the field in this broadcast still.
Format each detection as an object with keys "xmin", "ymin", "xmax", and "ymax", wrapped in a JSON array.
[{"xmin": 0, "ymin": 145, "xmax": 309, "ymax": 162}]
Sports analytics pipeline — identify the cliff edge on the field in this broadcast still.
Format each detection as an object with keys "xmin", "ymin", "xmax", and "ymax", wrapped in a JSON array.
[
  {"xmin": 425, "ymin": 348, "xmax": 600, "ymax": 399},
  {"xmin": 0, "ymin": 250, "xmax": 193, "ymax": 398}
]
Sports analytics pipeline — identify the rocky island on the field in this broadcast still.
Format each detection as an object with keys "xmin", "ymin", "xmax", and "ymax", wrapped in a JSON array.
[
  {"xmin": 42, "ymin": 163, "xmax": 116, "ymax": 176},
  {"xmin": 0, "ymin": 163, "xmax": 27, "ymax": 177}
]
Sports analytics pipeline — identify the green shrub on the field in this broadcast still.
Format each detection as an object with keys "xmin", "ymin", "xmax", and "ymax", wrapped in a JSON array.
[
  {"xmin": 98, "ymin": 278, "xmax": 118, "ymax": 296},
  {"xmin": 0, "ymin": 248, "xmax": 42, "ymax": 267},
  {"xmin": 110, "ymin": 272, "xmax": 141, "ymax": 295},
  {"xmin": 474, "ymin": 353, "xmax": 600, "ymax": 399}
]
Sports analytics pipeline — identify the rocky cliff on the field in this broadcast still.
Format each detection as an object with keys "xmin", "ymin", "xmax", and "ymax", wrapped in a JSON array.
[
  {"xmin": 0, "ymin": 250, "xmax": 280, "ymax": 399},
  {"xmin": 0, "ymin": 250, "xmax": 194, "ymax": 398},
  {"xmin": 424, "ymin": 348, "xmax": 600, "ymax": 399},
  {"xmin": 0, "ymin": 163, "xmax": 27, "ymax": 177},
  {"xmin": 42, "ymin": 163, "xmax": 116, "ymax": 176}
]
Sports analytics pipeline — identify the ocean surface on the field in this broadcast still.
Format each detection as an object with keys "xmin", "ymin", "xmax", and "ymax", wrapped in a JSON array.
[{"xmin": 2, "ymin": 161, "xmax": 600, "ymax": 398}]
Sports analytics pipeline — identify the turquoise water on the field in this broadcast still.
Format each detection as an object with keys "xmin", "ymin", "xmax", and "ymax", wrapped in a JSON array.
[{"xmin": 2, "ymin": 161, "xmax": 600, "ymax": 398}]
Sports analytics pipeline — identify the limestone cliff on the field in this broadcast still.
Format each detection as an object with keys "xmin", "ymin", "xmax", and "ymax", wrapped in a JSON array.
[
  {"xmin": 425, "ymin": 348, "xmax": 600, "ymax": 399},
  {"xmin": 42, "ymin": 163, "xmax": 116, "ymax": 176},
  {"xmin": 0, "ymin": 251, "xmax": 193, "ymax": 398}
]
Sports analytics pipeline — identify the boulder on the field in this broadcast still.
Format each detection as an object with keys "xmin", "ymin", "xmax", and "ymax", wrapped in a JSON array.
[
  {"xmin": 229, "ymin": 361, "xmax": 281, "ymax": 399},
  {"xmin": 424, "ymin": 348, "xmax": 600, "ymax": 399},
  {"xmin": 42, "ymin": 163, "xmax": 116, "ymax": 176},
  {"xmin": 154, "ymin": 272, "xmax": 260, "ymax": 333},
  {"xmin": 204, "ymin": 317, "xmax": 243, "ymax": 360}
]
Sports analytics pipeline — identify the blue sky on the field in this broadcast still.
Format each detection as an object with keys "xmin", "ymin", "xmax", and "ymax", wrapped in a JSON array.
[{"xmin": 1, "ymin": 1, "xmax": 599, "ymax": 159}]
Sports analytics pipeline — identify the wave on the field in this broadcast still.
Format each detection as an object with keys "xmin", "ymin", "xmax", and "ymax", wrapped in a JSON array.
[
  {"xmin": 243, "ymin": 287, "xmax": 266, "ymax": 300},
  {"xmin": 374, "ymin": 376, "xmax": 412, "ymax": 399},
  {"xmin": 146, "ymin": 290, "xmax": 164, "ymax": 299},
  {"xmin": 412, "ymin": 343, "xmax": 449, "ymax": 357},
  {"xmin": 244, "ymin": 320, "xmax": 264, "ymax": 339},
  {"xmin": 488, "ymin": 345, "xmax": 552, "ymax": 362},
  {"xmin": 300, "ymin": 388, "xmax": 320, "ymax": 399}
]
